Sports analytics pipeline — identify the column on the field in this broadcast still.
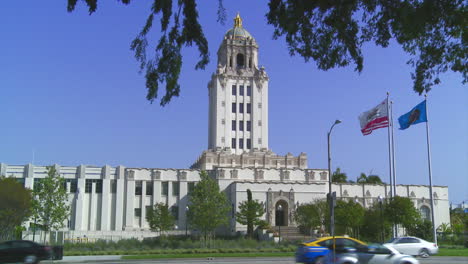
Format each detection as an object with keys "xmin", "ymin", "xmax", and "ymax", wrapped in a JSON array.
[
  {"xmin": 74, "ymin": 165, "xmax": 86, "ymax": 231},
  {"xmin": 179, "ymin": 180, "xmax": 188, "ymax": 229},
  {"xmin": 89, "ymin": 182, "xmax": 97, "ymax": 230},
  {"xmin": 114, "ymin": 166, "xmax": 125, "ymax": 231},
  {"xmin": 124, "ymin": 171, "xmax": 135, "ymax": 230},
  {"xmin": 141, "ymin": 180, "xmax": 146, "ymax": 228},
  {"xmin": 152, "ymin": 170, "xmax": 161, "ymax": 206},
  {"xmin": 100, "ymin": 165, "xmax": 111, "ymax": 231},
  {"xmin": 24, "ymin": 164, "xmax": 34, "ymax": 189}
]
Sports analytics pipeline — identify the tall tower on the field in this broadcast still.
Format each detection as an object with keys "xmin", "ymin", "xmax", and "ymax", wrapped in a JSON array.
[{"xmin": 207, "ymin": 14, "xmax": 269, "ymax": 155}]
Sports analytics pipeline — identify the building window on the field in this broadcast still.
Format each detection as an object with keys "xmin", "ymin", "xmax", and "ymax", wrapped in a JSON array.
[
  {"xmin": 258, "ymin": 102, "xmax": 262, "ymax": 108},
  {"xmin": 247, "ymin": 139, "xmax": 251, "ymax": 149},
  {"xmin": 162, "ymin": 182, "xmax": 169, "ymax": 196},
  {"xmin": 232, "ymin": 120, "xmax": 236, "ymax": 131},
  {"xmin": 239, "ymin": 139, "xmax": 244, "ymax": 149},
  {"xmin": 134, "ymin": 208, "xmax": 141, "ymax": 217},
  {"xmin": 232, "ymin": 85, "xmax": 236, "ymax": 95},
  {"xmin": 246, "ymin": 103, "xmax": 251, "ymax": 114},
  {"xmin": 221, "ymin": 101, "xmax": 225, "ymax": 107},
  {"xmin": 95, "ymin": 180, "xmax": 103, "ymax": 193},
  {"xmin": 188, "ymin": 182, "xmax": 195, "ymax": 193},
  {"xmin": 111, "ymin": 180, "xmax": 117, "ymax": 193},
  {"xmin": 420, "ymin": 206, "xmax": 430, "ymax": 221},
  {"xmin": 232, "ymin": 103, "xmax": 236, "ymax": 113},
  {"xmin": 146, "ymin": 181, "xmax": 153, "ymax": 195},
  {"xmin": 85, "ymin": 179, "xmax": 102, "ymax": 193},
  {"xmin": 221, "ymin": 119, "xmax": 225, "ymax": 125},
  {"xmin": 135, "ymin": 181, "xmax": 143, "ymax": 195},
  {"xmin": 258, "ymin": 120, "xmax": 262, "ymax": 126},
  {"xmin": 231, "ymin": 138, "xmax": 236, "ymax": 149},
  {"xmin": 172, "ymin": 182, "xmax": 180, "ymax": 196},
  {"xmin": 240, "ymin": 85, "xmax": 244, "ymax": 96},
  {"xmin": 247, "ymin": 121, "xmax": 251, "ymax": 131},
  {"xmin": 239, "ymin": 121, "xmax": 244, "ymax": 131},
  {"xmin": 64, "ymin": 179, "xmax": 77, "ymax": 193},
  {"xmin": 236, "ymin": 53, "xmax": 245, "ymax": 68},
  {"xmin": 247, "ymin": 86, "xmax": 252, "ymax": 96},
  {"xmin": 85, "ymin": 179, "xmax": 93, "ymax": 193},
  {"xmin": 258, "ymin": 138, "xmax": 262, "ymax": 144},
  {"xmin": 171, "ymin": 206, "xmax": 179, "ymax": 220},
  {"xmin": 221, "ymin": 137, "xmax": 225, "ymax": 143},
  {"xmin": 239, "ymin": 103, "xmax": 244, "ymax": 113}
]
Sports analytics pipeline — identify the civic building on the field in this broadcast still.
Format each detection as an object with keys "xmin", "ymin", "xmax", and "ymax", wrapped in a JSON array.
[{"xmin": 0, "ymin": 15, "xmax": 449, "ymax": 240}]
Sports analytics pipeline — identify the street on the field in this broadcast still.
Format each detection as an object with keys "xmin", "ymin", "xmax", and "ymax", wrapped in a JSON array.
[{"xmin": 42, "ymin": 256, "xmax": 468, "ymax": 264}]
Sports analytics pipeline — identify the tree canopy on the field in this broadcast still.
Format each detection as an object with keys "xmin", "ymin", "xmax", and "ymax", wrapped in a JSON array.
[
  {"xmin": 146, "ymin": 202, "xmax": 175, "ymax": 235},
  {"xmin": 187, "ymin": 171, "xmax": 230, "ymax": 240},
  {"xmin": 235, "ymin": 189, "xmax": 265, "ymax": 238},
  {"xmin": 332, "ymin": 167, "xmax": 348, "ymax": 183},
  {"xmin": 32, "ymin": 166, "xmax": 70, "ymax": 238},
  {"xmin": 384, "ymin": 196, "xmax": 421, "ymax": 229},
  {"xmin": 0, "ymin": 177, "xmax": 32, "ymax": 241},
  {"xmin": 295, "ymin": 199, "xmax": 328, "ymax": 236},
  {"xmin": 357, "ymin": 173, "xmax": 384, "ymax": 184},
  {"xmin": 67, "ymin": 0, "xmax": 466, "ymax": 106}
]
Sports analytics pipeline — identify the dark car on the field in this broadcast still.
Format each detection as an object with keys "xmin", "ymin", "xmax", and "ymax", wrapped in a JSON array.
[{"xmin": 0, "ymin": 240, "xmax": 52, "ymax": 264}]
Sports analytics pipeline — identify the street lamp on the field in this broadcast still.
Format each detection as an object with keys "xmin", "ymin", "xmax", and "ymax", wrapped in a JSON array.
[
  {"xmin": 185, "ymin": 206, "xmax": 189, "ymax": 238},
  {"xmin": 327, "ymin": 119, "xmax": 341, "ymax": 235},
  {"xmin": 378, "ymin": 195, "xmax": 384, "ymax": 243}
]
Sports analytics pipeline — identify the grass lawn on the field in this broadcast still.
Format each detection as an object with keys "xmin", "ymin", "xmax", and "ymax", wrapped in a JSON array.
[
  {"xmin": 123, "ymin": 252, "xmax": 295, "ymax": 260},
  {"xmin": 438, "ymin": 248, "xmax": 468, "ymax": 257}
]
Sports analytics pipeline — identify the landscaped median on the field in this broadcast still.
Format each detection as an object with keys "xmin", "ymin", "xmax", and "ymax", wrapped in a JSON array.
[
  {"xmin": 65, "ymin": 247, "xmax": 296, "ymax": 258},
  {"xmin": 438, "ymin": 247, "xmax": 468, "ymax": 257}
]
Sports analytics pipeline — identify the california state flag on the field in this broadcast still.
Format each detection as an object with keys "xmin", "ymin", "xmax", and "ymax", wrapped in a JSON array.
[{"xmin": 359, "ymin": 99, "xmax": 389, "ymax": 135}]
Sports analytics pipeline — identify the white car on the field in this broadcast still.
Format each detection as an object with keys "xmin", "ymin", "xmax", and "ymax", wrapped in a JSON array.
[
  {"xmin": 320, "ymin": 244, "xmax": 420, "ymax": 264},
  {"xmin": 383, "ymin": 236, "xmax": 438, "ymax": 258}
]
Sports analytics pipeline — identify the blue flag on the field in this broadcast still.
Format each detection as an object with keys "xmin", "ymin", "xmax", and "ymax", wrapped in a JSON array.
[{"xmin": 398, "ymin": 100, "xmax": 427, "ymax": 130}]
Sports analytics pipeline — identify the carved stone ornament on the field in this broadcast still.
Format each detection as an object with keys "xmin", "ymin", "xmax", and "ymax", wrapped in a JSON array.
[
  {"xmin": 230, "ymin": 170, "xmax": 238, "ymax": 179},
  {"xmin": 127, "ymin": 170, "xmax": 135, "ymax": 181},
  {"xmin": 178, "ymin": 171, "xmax": 187, "ymax": 181},
  {"xmin": 255, "ymin": 170, "xmax": 264, "ymax": 180},
  {"xmin": 218, "ymin": 170, "xmax": 225, "ymax": 179},
  {"xmin": 320, "ymin": 172, "xmax": 327, "ymax": 180},
  {"xmin": 281, "ymin": 170, "xmax": 290, "ymax": 181},
  {"xmin": 151, "ymin": 170, "xmax": 161, "ymax": 180}
]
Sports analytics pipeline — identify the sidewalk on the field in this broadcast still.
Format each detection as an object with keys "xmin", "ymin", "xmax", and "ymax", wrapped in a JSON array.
[{"xmin": 43, "ymin": 255, "xmax": 122, "ymax": 263}]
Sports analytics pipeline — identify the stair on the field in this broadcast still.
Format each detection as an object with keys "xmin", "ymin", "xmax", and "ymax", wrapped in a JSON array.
[{"xmin": 272, "ymin": 226, "xmax": 311, "ymax": 242}]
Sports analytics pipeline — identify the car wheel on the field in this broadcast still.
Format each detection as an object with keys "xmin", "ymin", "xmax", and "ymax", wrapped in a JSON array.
[
  {"xmin": 24, "ymin": 255, "xmax": 38, "ymax": 264},
  {"xmin": 419, "ymin": 248, "xmax": 430, "ymax": 258},
  {"xmin": 314, "ymin": 256, "xmax": 324, "ymax": 264}
]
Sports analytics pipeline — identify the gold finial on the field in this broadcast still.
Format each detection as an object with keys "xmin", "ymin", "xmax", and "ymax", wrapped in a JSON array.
[{"xmin": 234, "ymin": 13, "xmax": 242, "ymax": 28}]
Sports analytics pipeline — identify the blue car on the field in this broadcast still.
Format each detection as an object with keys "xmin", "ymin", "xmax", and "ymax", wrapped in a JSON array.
[{"xmin": 295, "ymin": 236, "xmax": 367, "ymax": 264}]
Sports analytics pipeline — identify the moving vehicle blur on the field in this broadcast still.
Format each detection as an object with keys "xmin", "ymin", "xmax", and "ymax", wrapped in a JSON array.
[
  {"xmin": 320, "ymin": 243, "xmax": 420, "ymax": 264},
  {"xmin": 0, "ymin": 240, "xmax": 52, "ymax": 264},
  {"xmin": 296, "ymin": 236, "xmax": 366, "ymax": 264},
  {"xmin": 384, "ymin": 236, "xmax": 438, "ymax": 258}
]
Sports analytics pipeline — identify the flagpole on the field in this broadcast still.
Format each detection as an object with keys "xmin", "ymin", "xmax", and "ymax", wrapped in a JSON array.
[
  {"xmin": 390, "ymin": 101, "xmax": 397, "ymax": 197},
  {"xmin": 390, "ymin": 100, "xmax": 398, "ymax": 237},
  {"xmin": 425, "ymin": 94, "xmax": 437, "ymax": 244},
  {"xmin": 386, "ymin": 92, "xmax": 396, "ymax": 238}
]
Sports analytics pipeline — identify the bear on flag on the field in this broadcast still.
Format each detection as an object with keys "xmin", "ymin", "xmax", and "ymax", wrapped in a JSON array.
[{"xmin": 358, "ymin": 100, "xmax": 389, "ymax": 135}]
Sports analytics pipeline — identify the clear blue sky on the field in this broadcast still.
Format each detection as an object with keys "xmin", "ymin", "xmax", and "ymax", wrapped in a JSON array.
[{"xmin": 1, "ymin": 1, "xmax": 466, "ymax": 205}]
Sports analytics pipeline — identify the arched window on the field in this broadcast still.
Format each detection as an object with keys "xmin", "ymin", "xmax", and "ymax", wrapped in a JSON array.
[
  {"xmin": 420, "ymin": 205, "xmax": 430, "ymax": 221},
  {"xmin": 236, "ymin": 53, "xmax": 245, "ymax": 68}
]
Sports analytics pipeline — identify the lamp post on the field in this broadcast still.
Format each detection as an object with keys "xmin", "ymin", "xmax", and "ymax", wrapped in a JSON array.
[
  {"xmin": 327, "ymin": 120, "xmax": 341, "ymax": 232},
  {"xmin": 378, "ymin": 195, "xmax": 384, "ymax": 243},
  {"xmin": 185, "ymin": 206, "xmax": 189, "ymax": 238}
]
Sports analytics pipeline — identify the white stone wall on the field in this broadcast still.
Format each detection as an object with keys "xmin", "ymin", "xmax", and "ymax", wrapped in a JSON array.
[{"xmin": 0, "ymin": 163, "xmax": 450, "ymax": 239}]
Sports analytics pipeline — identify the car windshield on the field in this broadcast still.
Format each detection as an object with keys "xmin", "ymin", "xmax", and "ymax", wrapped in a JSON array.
[{"xmin": 386, "ymin": 238, "xmax": 397, "ymax": 243}]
